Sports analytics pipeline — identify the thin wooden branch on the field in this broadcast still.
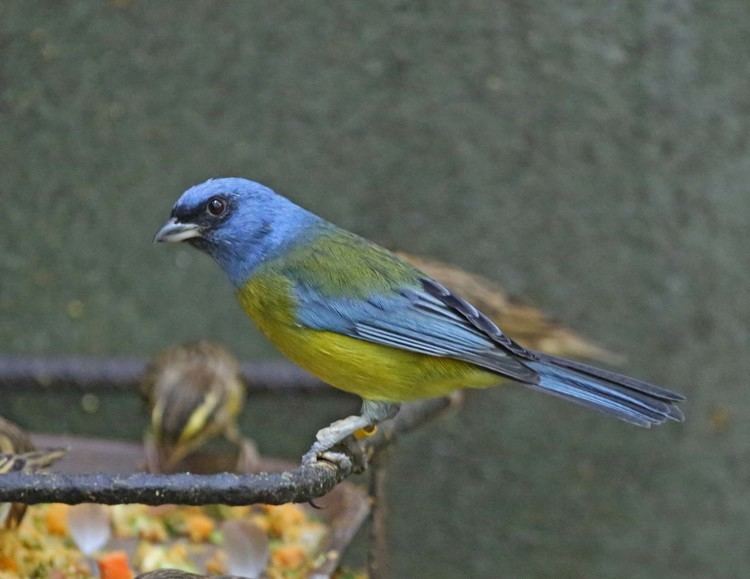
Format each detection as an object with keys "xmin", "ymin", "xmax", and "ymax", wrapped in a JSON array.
[
  {"xmin": 368, "ymin": 448, "xmax": 391, "ymax": 579},
  {"xmin": 0, "ymin": 396, "xmax": 459, "ymax": 506}
]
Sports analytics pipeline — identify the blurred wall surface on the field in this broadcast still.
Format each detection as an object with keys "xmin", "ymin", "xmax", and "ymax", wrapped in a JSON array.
[{"xmin": 2, "ymin": 2, "xmax": 749, "ymax": 577}]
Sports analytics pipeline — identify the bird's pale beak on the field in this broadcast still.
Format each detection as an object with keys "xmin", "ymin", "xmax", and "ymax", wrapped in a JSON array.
[{"xmin": 153, "ymin": 218, "xmax": 202, "ymax": 243}]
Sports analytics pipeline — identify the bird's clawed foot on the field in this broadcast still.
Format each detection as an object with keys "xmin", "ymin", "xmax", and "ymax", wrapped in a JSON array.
[
  {"xmin": 301, "ymin": 447, "xmax": 353, "ymax": 470},
  {"xmin": 301, "ymin": 437, "xmax": 369, "ymax": 472},
  {"xmin": 301, "ymin": 433, "xmax": 352, "ymax": 468},
  {"xmin": 299, "ymin": 401, "xmax": 400, "ymax": 470},
  {"xmin": 300, "ymin": 413, "xmax": 371, "ymax": 466},
  {"xmin": 301, "ymin": 441, "xmax": 330, "ymax": 467}
]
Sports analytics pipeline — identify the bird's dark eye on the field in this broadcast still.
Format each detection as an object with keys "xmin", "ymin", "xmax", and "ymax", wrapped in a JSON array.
[{"xmin": 206, "ymin": 197, "xmax": 227, "ymax": 217}]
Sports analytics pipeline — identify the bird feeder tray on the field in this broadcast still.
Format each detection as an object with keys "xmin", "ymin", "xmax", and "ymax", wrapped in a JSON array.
[{"xmin": 28, "ymin": 433, "xmax": 370, "ymax": 578}]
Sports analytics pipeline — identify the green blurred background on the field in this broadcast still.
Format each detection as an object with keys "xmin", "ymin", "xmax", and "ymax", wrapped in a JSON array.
[{"xmin": 1, "ymin": 1, "xmax": 748, "ymax": 577}]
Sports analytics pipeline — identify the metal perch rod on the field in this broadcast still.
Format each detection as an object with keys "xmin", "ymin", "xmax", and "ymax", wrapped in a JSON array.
[
  {"xmin": 0, "ymin": 355, "xmax": 332, "ymax": 394},
  {"xmin": 0, "ymin": 396, "xmax": 458, "ymax": 506}
]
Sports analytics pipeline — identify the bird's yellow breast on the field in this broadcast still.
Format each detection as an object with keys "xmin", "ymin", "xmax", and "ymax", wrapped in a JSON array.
[{"xmin": 236, "ymin": 273, "xmax": 499, "ymax": 401}]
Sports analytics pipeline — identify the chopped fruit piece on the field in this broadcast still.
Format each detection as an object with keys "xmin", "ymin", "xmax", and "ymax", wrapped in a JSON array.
[
  {"xmin": 184, "ymin": 513, "xmax": 215, "ymax": 543},
  {"xmin": 97, "ymin": 551, "xmax": 134, "ymax": 579},
  {"xmin": 45, "ymin": 504, "xmax": 70, "ymax": 536},
  {"xmin": 271, "ymin": 544, "xmax": 306, "ymax": 570}
]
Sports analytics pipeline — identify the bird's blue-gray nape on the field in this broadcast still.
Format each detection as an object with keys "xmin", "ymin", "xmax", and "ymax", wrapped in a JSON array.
[{"xmin": 172, "ymin": 178, "xmax": 322, "ymax": 287}]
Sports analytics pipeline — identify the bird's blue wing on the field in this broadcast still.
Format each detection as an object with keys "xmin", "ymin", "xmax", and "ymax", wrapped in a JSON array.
[
  {"xmin": 294, "ymin": 276, "xmax": 539, "ymax": 383},
  {"xmin": 293, "ymin": 271, "xmax": 684, "ymax": 427}
]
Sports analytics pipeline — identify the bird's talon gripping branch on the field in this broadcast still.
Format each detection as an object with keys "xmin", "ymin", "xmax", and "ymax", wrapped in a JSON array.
[
  {"xmin": 317, "ymin": 450, "xmax": 353, "ymax": 471},
  {"xmin": 301, "ymin": 443, "xmax": 326, "ymax": 466},
  {"xmin": 300, "ymin": 444, "xmax": 353, "ymax": 471},
  {"xmin": 301, "ymin": 401, "xmax": 401, "ymax": 466}
]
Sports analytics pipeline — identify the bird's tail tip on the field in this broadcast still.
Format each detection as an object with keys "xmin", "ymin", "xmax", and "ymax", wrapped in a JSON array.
[{"xmin": 526, "ymin": 353, "xmax": 685, "ymax": 428}]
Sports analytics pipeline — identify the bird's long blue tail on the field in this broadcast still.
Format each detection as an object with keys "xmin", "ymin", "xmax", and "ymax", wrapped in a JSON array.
[{"xmin": 524, "ymin": 353, "xmax": 685, "ymax": 427}]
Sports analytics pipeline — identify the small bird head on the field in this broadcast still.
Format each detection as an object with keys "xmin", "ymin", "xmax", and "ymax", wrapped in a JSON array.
[
  {"xmin": 155, "ymin": 177, "xmax": 317, "ymax": 285},
  {"xmin": 141, "ymin": 340, "xmax": 246, "ymax": 472}
]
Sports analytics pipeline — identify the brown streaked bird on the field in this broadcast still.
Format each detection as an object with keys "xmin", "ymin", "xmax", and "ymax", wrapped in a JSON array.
[
  {"xmin": 0, "ymin": 422, "xmax": 66, "ymax": 530},
  {"xmin": 0, "ymin": 417, "xmax": 34, "ymax": 530},
  {"xmin": 140, "ymin": 341, "xmax": 248, "ymax": 473},
  {"xmin": 0, "ymin": 417, "xmax": 67, "ymax": 529},
  {"xmin": 0, "ymin": 449, "xmax": 67, "ymax": 475},
  {"xmin": 0, "ymin": 417, "xmax": 34, "ymax": 458},
  {"xmin": 397, "ymin": 252, "xmax": 621, "ymax": 363}
]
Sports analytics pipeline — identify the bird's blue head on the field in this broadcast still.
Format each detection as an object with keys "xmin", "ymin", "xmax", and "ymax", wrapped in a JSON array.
[{"xmin": 155, "ymin": 177, "xmax": 319, "ymax": 286}]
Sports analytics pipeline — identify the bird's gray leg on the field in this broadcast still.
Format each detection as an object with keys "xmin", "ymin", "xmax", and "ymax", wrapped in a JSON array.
[
  {"xmin": 223, "ymin": 424, "xmax": 261, "ymax": 473},
  {"xmin": 143, "ymin": 434, "xmax": 161, "ymax": 473},
  {"xmin": 301, "ymin": 400, "xmax": 400, "ymax": 466},
  {"xmin": 223, "ymin": 422, "xmax": 242, "ymax": 445},
  {"xmin": 235, "ymin": 437, "xmax": 261, "ymax": 473}
]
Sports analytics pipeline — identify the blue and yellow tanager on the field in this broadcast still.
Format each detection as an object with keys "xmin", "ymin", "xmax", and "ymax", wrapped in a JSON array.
[{"xmin": 155, "ymin": 178, "xmax": 685, "ymax": 464}]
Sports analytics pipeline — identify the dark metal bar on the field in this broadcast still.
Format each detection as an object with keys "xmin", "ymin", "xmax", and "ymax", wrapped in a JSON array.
[
  {"xmin": 0, "ymin": 396, "xmax": 459, "ymax": 505},
  {"xmin": 0, "ymin": 355, "xmax": 334, "ymax": 394},
  {"xmin": 0, "ymin": 467, "xmax": 341, "ymax": 506}
]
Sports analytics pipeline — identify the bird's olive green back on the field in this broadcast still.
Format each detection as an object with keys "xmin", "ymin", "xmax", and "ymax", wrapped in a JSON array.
[{"xmin": 272, "ymin": 227, "xmax": 422, "ymax": 298}]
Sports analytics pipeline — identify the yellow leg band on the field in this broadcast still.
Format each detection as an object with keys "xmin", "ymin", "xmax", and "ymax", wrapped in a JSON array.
[{"xmin": 354, "ymin": 425, "xmax": 378, "ymax": 440}]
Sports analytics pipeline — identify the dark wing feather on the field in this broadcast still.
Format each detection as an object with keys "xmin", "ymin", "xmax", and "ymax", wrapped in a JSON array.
[{"xmin": 419, "ymin": 278, "xmax": 535, "ymax": 358}]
